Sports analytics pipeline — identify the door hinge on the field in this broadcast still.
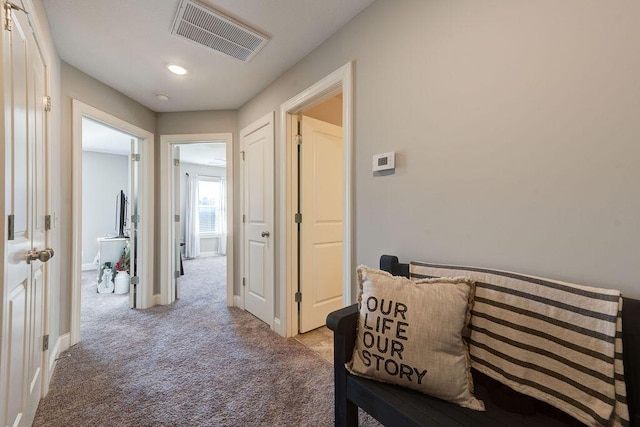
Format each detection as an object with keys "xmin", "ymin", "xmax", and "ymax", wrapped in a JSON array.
[
  {"xmin": 174, "ymin": 270, "xmax": 180, "ymax": 279},
  {"xmin": 295, "ymin": 292, "xmax": 302, "ymax": 303},
  {"xmin": 131, "ymin": 153, "xmax": 140, "ymax": 162},
  {"xmin": 43, "ymin": 95, "xmax": 51, "ymax": 112},
  {"xmin": 241, "ymin": 151, "xmax": 245, "ymax": 161},
  {"xmin": 174, "ymin": 214, "xmax": 180, "ymax": 222},
  {"xmin": 294, "ymin": 213, "xmax": 302, "ymax": 224},
  {"xmin": 44, "ymin": 214, "xmax": 52, "ymax": 230},
  {"xmin": 242, "ymin": 214, "xmax": 245, "ymax": 223},
  {"xmin": 242, "ymin": 277, "xmax": 246, "ymax": 287},
  {"xmin": 131, "ymin": 214, "xmax": 140, "ymax": 224},
  {"xmin": 4, "ymin": 2, "xmax": 28, "ymax": 32},
  {"xmin": 130, "ymin": 276, "xmax": 140, "ymax": 285},
  {"xmin": 42, "ymin": 334, "xmax": 49, "ymax": 351},
  {"xmin": 296, "ymin": 134, "xmax": 302, "ymax": 146},
  {"xmin": 173, "ymin": 158, "xmax": 180, "ymax": 166},
  {"xmin": 8, "ymin": 214, "xmax": 14, "ymax": 240}
]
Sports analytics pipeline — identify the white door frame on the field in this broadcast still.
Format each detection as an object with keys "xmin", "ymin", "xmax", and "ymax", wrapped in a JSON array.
[
  {"xmin": 278, "ymin": 62, "xmax": 353, "ymax": 337},
  {"xmin": 70, "ymin": 100, "xmax": 155, "ymax": 346},
  {"xmin": 159, "ymin": 133, "xmax": 234, "ymax": 306}
]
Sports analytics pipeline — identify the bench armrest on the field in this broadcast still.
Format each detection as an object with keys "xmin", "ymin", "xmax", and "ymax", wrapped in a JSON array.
[{"xmin": 327, "ymin": 304, "xmax": 358, "ymax": 364}]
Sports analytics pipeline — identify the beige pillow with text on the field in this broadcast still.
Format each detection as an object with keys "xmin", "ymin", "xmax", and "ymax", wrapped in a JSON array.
[{"xmin": 347, "ymin": 265, "xmax": 484, "ymax": 411}]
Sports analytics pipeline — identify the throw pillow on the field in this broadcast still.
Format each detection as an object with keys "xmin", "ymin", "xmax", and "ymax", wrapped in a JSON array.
[{"xmin": 347, "ymin": 265, "xmax": 485, "ymax": 411}]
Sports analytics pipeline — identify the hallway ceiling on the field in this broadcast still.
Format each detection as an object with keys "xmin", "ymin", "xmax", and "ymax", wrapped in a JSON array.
[{"xmin": 43, "ymin": 0, "xmax": 375, "ymax": 113}]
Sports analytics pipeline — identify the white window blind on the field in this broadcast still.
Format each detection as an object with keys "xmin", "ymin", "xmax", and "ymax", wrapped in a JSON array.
[{"xmin": 198, "ymin": 176, "xmax": 222, "ymax": 234}]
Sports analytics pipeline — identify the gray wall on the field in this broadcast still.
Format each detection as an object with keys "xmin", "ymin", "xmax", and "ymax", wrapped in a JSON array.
[
  {"xmin": 239, "ymin": 0, "xmax": 640, "ymax": 299},
  {"xmin": 155, "ymin": 111, "xmax": 237, "ymax": 292},
  {"xmin": 60, "ymin": 62, "xmax": 156, "ymax": 333},
  {"xmin": 81, "ymin": 151, "xmax": 129, "ymax": 266},
  {"xmin": 179, "ymin": 162, "xmax": 226, "ymax": 255}
]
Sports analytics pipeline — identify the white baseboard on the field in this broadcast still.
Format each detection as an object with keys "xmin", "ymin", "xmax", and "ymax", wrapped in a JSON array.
[
  {"xmin": 273, "ymin": 317, "xmax": 285, "ymax": 337},
  {"xmin": 199, "ymin": 251, "xmax": 221, "ymax": 258},
  {"xmin": 153, "ymin": 294, "xmax": 162, "ymax": 306},
  {"xmin": 233, "ymin": 295, "xmax": 243, "ymax": 309},
  {"xmin": 59, "ymin": 333, "xmax": 70, "ymax": 354},
  {"xmin": 47, "ymin": 333, "xmax": 70, "ymax": 385},
  {"xmin": 82, "ymin": 263, "xmax": 97, "ymax": 271}
]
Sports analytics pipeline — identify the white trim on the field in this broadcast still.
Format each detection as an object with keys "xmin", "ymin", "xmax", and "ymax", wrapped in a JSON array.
[
  {"xmin": 278, "ymin": 62, "xmax": 354, "ymax": 338},
  {"xmin": 58, "ymin": 332, "xmax": 71, "ymax": 354},
  {"xmin": 273, "ymin": 317, "xmax": 284, "ymax": 336},
  {"xmin": 153, "ymin": 294, "xmax": 162, "ymax": 306},
  {"xmin": 43, "ymin": 332, "xmax": 70, "ymax": 396},
  {"xmin": 198, "ymin": 251, "xmax": 220, "ymax": 258},
  {"xmin": 234, "ymin": 295, "xmax": 244, "ymax": 309},
  {"xmin": 159, "ymin": 133, "xmax": 234, "ymax": 307},
  {"xmin": 71, "ymin": 100, "xmax": 155, "ymax": 346}
]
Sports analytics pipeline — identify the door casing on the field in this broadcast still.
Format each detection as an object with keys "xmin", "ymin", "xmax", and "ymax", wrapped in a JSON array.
[
  {"xmin": 278, "ymin": 62, "xmax": 354, "ymax": 337},
  {"xmin": 70, "ymin": 100, "xmax": 154, "ymax": 346}
]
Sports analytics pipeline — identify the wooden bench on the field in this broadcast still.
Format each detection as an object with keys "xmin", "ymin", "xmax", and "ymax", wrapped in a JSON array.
[{"xmin": 327, "ymin": 255, "xmax": 640, "ymax": 427}]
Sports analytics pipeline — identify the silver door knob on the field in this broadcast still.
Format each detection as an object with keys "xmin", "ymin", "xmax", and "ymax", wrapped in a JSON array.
[
  {"xmin": 261, "ymin": 231, "xmax": 270, "ymax": 238},
  {"xmin": 27, "ymin": 248, "xmax": 54, "ymax": 264}
]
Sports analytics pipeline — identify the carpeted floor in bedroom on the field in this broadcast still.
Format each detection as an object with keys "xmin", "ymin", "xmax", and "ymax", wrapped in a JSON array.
[{"xmin": 33, "ymin": 256, "xmax": 380, "ymax": 427}]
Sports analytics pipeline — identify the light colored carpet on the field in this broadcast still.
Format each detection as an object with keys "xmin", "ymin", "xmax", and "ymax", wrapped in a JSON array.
[{"xmin": 34, "ymin": 257, "xmax": 380, "ymax": 426}]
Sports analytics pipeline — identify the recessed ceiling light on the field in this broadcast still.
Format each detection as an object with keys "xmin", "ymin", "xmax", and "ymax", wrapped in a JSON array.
[
  {"xmin": 156, "ymin": 93, "xmax": 170, "ymax": 101},
  {"xmin": 167, "ymin": 64, "xmax": 188, "ymax": 75}
]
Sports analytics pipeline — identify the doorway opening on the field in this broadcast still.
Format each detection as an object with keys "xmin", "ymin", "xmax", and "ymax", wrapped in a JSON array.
[
  {"xmin": 278, "ymin": 62, "xmax": 354, "ymax": 338},
  {"xmin": 80, "ymin": 117, "xmax": 135, "ymax": 323},
  {"xmin": 159, "ymin": 134, "xmax": 234, "ymax": 307},
  {"xmin": 71, "ymin": 100, "xmax": 155, "ymax": 346}
]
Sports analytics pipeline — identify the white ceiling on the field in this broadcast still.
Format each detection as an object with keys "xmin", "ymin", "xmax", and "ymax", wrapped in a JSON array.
[
  {"xmin": 43, "ymin": 0, "xmax": 375, "ymax": 112},
  {"xmin": 82, "ymin": 117, "xmax": 226, "ymax": 166}
]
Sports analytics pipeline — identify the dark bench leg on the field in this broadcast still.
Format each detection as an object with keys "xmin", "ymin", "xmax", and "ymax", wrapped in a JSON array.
[
  {"xmin": 335, "ymin": 396, "xmax": 358, "ymax": 427},
  {"xmin": 334, "ymin": 329, "xmax": 358, "ymax": 426},
  {"xmin": 328, "ymin": 305, "xmax": 360, "ymax": 427}
]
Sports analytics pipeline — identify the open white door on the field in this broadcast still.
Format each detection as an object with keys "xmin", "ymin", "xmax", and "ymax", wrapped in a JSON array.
[
  {"xmin": 241, "ymin": 114, "xmax": 274, "ymax": 326},
  {"xmin": 298, "ymin": 116, "xmax": 343, "ymax": 333},
  {"xmin": 1, "ymin": 3, "xmax": 50, "ymax": 425},
  {"xmin": 129, "ymin": 138, "xmax": 139, "ymax": 308},
  {"xmin": 172, "ymin": 145, "xmax": 181, "ymax": 301}
]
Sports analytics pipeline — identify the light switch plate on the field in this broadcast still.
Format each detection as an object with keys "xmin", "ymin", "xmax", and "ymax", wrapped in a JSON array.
[{"xmin": 372, "ymin": 152, "xmax": 395, "ymax": 172}]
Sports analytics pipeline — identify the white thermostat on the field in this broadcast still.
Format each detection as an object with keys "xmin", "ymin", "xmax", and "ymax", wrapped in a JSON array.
[{"xmin": 372, "ymin": 152, "xmax": 395, "ymax": 172}]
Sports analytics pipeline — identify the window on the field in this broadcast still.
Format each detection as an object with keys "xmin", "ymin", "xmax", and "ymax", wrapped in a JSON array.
[{"xmin": 198, "ymin": 177, "xmax": 222, "ymax": 234}]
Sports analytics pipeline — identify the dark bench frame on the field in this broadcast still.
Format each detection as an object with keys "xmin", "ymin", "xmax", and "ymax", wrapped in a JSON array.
[{"xmin": 327, "ymin": 255, "xmax": 640, "ymax": 427}]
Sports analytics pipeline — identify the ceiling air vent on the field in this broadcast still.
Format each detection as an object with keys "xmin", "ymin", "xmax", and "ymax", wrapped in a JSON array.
[{"xmin": 170, "ymin": 0, "xmax": 269, "ymax": 63}]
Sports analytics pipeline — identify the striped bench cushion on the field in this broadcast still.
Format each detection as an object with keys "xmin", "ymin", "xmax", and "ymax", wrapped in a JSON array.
[{"xmin": 410, "ymin": 261, "xmax": 629, "ymax": 427}]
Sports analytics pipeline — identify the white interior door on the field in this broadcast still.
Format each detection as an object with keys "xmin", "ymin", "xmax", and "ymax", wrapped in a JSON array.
[
  {"xmin": 1, "ymin": 3, "xmax": 49, "ymax": 426},
  {"xmin": 241, "ymin": 118, "xmax": 274, "ymax": 326},
  {"xmin": 299, "ymin": 116, "xmax": 343, "ymax": 333},
  {"xmin": 172, "ymin": 145, "xmax": 181, "ymax": 301}
]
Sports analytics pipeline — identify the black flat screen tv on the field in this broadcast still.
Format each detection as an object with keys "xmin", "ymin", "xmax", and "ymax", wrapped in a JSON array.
[{"xmin": 115, "ymin": 189, "xmax": 128, "ymax": 238}]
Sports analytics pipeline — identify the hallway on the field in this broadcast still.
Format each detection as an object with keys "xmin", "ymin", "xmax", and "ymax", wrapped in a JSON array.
[{"xmin": 35, "ymin": 257, "xmax": 379, "ymax": 426}]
